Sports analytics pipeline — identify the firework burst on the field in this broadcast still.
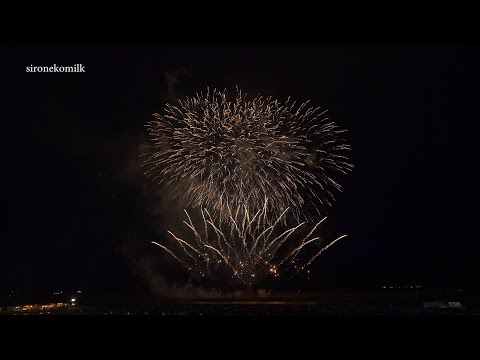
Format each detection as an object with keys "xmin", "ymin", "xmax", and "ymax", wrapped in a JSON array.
[
  {"xmin": 152, "ymin": 199, "xmax": 347, "ymax": 285},
  {"xmin": 143, "ymin": 87, "xmax": 352, "ymax": 225}
]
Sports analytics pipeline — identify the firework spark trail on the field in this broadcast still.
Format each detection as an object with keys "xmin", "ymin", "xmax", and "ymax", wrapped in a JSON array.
[
  {"xmin": 151, "ymin": 241, "xmax": 185, "ymax": 267},
  {"xmin": 303, "ymin": 234, "xmax": 348, "ymax": 268},
  {"xmin": 166, "ymin": 231, "xmax": 203, "ymax": 259},
  {"xmin": 143, "ymin": 87, "xmax": 353, "ymax": 226},
  {"xmin": 278, "ymin": 217, "xmax": 327, "ymax": 266},
  {"xmin": 152, "ymin": 203, "xmax": 346, "ymax": 284}
]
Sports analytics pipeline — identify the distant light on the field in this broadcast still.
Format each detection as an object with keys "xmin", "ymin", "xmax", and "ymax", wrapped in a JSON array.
[
  {"xmin": 77, "ymin": 290, "xmax": 82, "ymax": 294},
  {"xmin": 71, "ymin": 298, "xmax": 76, "ymax": 302}
]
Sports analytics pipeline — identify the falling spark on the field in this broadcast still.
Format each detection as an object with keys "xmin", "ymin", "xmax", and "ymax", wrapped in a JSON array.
[
  {"xmin": 152, "ymin": 241, "xmax": 184, "ymax": 266},
  {"xmin": 152, "ymin": 203, "xmax": 346, "ymax": 284}
]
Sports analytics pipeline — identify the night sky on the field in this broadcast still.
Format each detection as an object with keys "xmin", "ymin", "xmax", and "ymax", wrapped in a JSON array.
[{"xmin": 2, "ymin": 46, "xmax": 479, "ymax": 295}]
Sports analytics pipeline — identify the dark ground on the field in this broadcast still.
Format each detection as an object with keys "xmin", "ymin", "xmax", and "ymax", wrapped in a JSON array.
[{"xmin": 2, "ymin": 289, "xmax": 480, "ymax": 315}]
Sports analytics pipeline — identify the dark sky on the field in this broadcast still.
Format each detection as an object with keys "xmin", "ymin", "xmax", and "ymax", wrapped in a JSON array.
[{"xmin": 2, "ymin": 46, "xmax": 479, "ymax": 295}]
